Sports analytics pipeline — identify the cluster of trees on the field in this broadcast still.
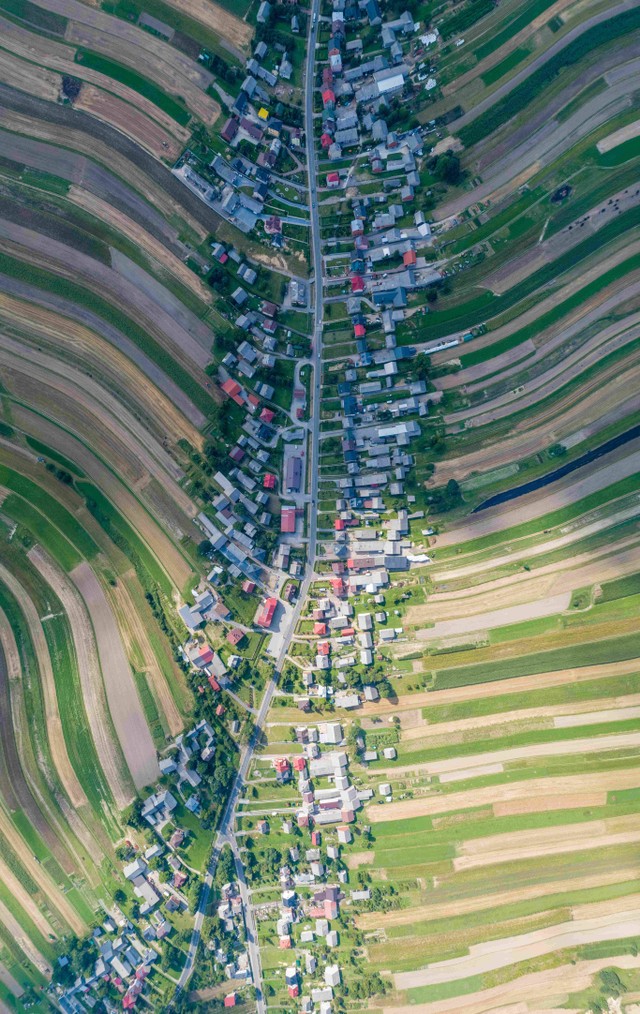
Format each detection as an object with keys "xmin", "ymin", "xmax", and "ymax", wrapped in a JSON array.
[
  {"xmin": 428, "ymin": 478, "xmax": 463, "ymax": 513},
  {"xmin": 45, "ymin": 461, "xmax": 73, "ymax": 484},
  {"xmin": 429, "ymin": 152, "xmax": 462, "ymax": 185}
]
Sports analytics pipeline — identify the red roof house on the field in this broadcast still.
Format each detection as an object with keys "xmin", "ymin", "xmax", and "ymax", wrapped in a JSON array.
[
  {"xmin": 226, "ymin": 628, "xmax": 244, "ymax": 646},
  {"xmin": 260, "ymin": 407, "xmax": 275, "ymax": 423},
  {"xmin": 293, "ymin": 756, "xmax": 306, "ymax": 772},
  {"xmin": 263, "ymin": 473, "xmax": 277, "ymax": 489},
  {"xmin": 320, "ymin": 132, "xmax": 333, "ymax": 150},
  {"xmin": 224, "ymin": 993, "xmax": 238, "ymax": 1008},
  {"xmin": 208, "ymin": 675, "xmax": 221, "ymax": 692},
  {"xmin": 354, "ymin": 323, "xmax": 366, "ymax": 338},
  {"xmin": 242, "ymin": 579, "xmax": 256, "ymax": 593},
  {"xmin": 351, "ymin": 276, "xmax": 365, "ymax": 293},
  {"xmin": 281, "ymin": 506, "xmax": 297, "ymax": 533},
  {"xmin": 256, "ymin": 597, "xmax": 278, "ymax": 628},
  {"xmin": 313, "ymin": 622, "xmax": 327, "ymax": 636},
  {"xmin": 326, "ymin": 171, "xmax": 340, "ymax": 187},
  {"xmin": 317, "ymin": 641, "xmax": 330, "ymax": 656},
  {"xmin": 221, "ymin": 378, "xmax": 244, "ymax": 405},
  {"xmin": 216, "ymin": 704, "xmax": 226, "ymax": 716},
  {"xmin": 403, "ymin": 249, "xmax": 417, "ymax": 266}
]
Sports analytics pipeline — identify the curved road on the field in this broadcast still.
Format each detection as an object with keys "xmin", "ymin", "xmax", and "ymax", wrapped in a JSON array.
[{"xmin": 176, "ymin": 1, "xmax": 325, "ymax": 1006}]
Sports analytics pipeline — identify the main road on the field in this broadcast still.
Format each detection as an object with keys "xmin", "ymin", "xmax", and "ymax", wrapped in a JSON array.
[{"xmin": 175, "ymin": 1, "xmax": 325, "ymax": 1007}]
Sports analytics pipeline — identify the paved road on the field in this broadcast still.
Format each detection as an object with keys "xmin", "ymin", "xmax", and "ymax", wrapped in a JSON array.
[{"xmin": 176, "ymin": 2, "xmax": 324, "ymax": 1007}]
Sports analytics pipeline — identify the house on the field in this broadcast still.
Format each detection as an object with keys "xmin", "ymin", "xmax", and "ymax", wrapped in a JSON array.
[
  {"xmin": 257, "ymin": 0, "xmax": 271, "ymax": 22},
  {"xmin": 256, "ymin": 597, "xmax": 278, "ymax": 628},
  {"xmin": 281, "ymin": 507, "xmax": 297, "ymax": 534},
  {"xmin": 227, "ymin": 628, "xmax": 244, "ymax": 646},
  {"xmin": 326, "ymin": 171, "xmax": 340, "ymax": 188},
  {"xmin": 224, "ymin": 993, "xmax": 238, "ymax": 1008}
]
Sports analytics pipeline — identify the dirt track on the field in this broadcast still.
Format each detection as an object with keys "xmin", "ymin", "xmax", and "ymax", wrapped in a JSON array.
[
  {"xmin": 29, "ymin": 547, "xmax": 135, "ymax": 809},
  {"xmin": 71, "ymin": 562, "xmax": 159, "ymax": 789}
]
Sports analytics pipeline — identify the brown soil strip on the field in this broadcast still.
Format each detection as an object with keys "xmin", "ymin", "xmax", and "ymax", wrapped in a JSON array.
[
  {"xmin": 384, "ymin": 954, "xmax": 640, "ymax": 1014},
  {"xmin": 454, "ymin": 813, "xmax": 640, "ymax": 870},
  {"xmin": 597, "ymin": 117, "xmax": 640, "ymax": 152},
  {"xmin": 71, "ymin": 562, "xmax": 159, "ymax": 790},
  {"xmin": 0, "ymin": 897, "xmax": 50, "ymax": 976},
  {"xmin": 29, "ymin": 546, "xmax": 135, "ymax": 809},
  {"xmin": 75, "ymin": 83, "xmax": 185, "ymax": 160}
]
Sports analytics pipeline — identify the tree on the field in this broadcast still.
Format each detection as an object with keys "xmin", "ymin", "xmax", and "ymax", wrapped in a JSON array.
[{"xmin": 433, "ymin": 153, "xmax": 461, "ymax": 185}]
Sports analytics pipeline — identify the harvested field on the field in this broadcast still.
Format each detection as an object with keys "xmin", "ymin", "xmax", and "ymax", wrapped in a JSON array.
[
  {"xmin": 0, "ymin": 13, "xmax": 192, "ymax": 143},
  {"xmin": 0, "ymin": 853, "xmax": 57, "ymax": 943},
  {"xmin": 67, "ymin": 186, "xmax": 212, "ymax": 303},
  {"xmin": 0, "ymin": 46, "xmax": 61, "ymax": 102},
  {"xmin": 365, "ymin": 768, "xmax": 640, "ymax": 821},
  {"xmin": 0, "ymin": 613, "xmax": 80, "ymax": 873},
  {"xmin": 71, "ymin": 562, "xmax": 159, "ymax": 789},
  {"xmin": 0, "ymin": 217, "xmax": 213, "ymax": 370},
  {"xmin": 0, "ymin": 278, "xmax": 207, "ymax": 434},
  {"xmin": 0, "ymin": 897, "xmax": 50, "ymax": 976},
  {"xmin": 597, "ymin": 117, "xmax": 640, "ymax": 152},
  {"xmin": 108, "ymin": 574, "xmax": 185, "ymax": 735},
  {"xmin": 29, "ymin": 547, "xmax": 134, "ymax": 809},
  {"xmin": 74, "ymin": 83, "xmax": 184, "ymax": 160},
  {"xmin": 0, "ymin": 802, "xmax": 86, "ymax": 936},
  {"xmin": 393, "ymin": 911, "xmax": 640, "ymax": 988},
  {"xmin": 357, "ymin": 868, "xmax": 640, "ymax": 930},
  {"xmin": 454, "ymin": 812, "xmax": 640, "ymax": 870},
  {"xmin": 64, "ymin": 21, "xmax": 218, "ymax": 123},
  {"xmin": 384, "ymin": 954, "xmax": 640, "ymax": 1014},
  {"xmin": 0, "ymin": 97, "xmax": 213, "ymax": 241},
  {"xmin": 159, "ymin": 0, "xmax": 252, "ymax": 51}
]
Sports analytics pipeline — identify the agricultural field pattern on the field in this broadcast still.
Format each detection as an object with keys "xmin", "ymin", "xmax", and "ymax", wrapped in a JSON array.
[{"xmin": 0, "ymin": 0, "xmax": 638, "ymax": 1010}]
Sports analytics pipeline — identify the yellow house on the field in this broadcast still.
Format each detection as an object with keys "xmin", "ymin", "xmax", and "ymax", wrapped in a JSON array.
[{"xmin": 258, "ymin": 107, "xmax": 269, "ymax": 120}]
